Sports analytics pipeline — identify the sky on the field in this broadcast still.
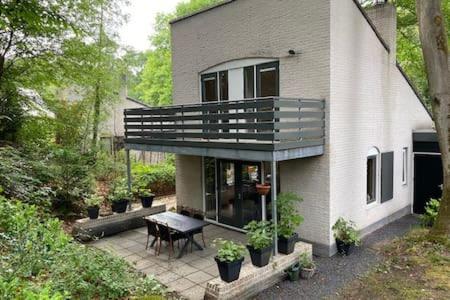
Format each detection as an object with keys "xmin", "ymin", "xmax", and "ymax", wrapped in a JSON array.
[{"xmin": 119, "ymin": 0, "xmax": 184, "ymax": 51}]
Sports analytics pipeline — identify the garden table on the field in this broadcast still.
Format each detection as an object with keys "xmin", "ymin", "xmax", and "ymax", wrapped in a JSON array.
[{"xmin": 145, "ymin": 211, "xmax": 209, "ymax": 258}]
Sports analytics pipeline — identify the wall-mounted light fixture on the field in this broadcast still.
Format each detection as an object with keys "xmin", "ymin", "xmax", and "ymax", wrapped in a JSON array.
[{"xmin": 288, "ymin": 49, "xmax": 301, "ymax": 56}]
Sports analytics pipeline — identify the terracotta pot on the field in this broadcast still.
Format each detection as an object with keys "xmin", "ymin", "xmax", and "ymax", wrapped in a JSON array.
[{"xmin": 256, "ymin": 184, "xmax": 271, "ymax": 196}]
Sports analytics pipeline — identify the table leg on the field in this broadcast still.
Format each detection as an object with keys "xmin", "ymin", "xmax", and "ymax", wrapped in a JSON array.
[
  {"xmin": 178, "ymin": 235, "xmax": 192, "ymax": 259},
  {"xmin": 150, "ymin": 237, "xmax": 157, "ymax": 247}
]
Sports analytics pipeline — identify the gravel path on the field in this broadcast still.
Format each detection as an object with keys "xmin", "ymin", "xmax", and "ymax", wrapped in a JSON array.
[{"xmin": 255, "ymin": 215, "xmax": 419, "ymax": 300}]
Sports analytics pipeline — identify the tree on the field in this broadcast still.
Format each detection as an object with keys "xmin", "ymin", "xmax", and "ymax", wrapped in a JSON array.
[
  {"xmin": 416, "ymin": 0, "xmax": 450, "ymax": 236},
  {"xmin": 134, "ymin": 0, "xmax": 221, "ymax": 106}
]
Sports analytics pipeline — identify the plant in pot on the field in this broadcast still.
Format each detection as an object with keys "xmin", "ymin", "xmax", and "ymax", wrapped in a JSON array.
[
  {"xmin": 299, "ymin": 252, "xmax": 316, "ymax": 279},
  {"xmin": 243, "ymin": 220, "xmax": 273, "ymax": 267},
  {"xmin": 110, "ymin": 183, "xmax": 132, "ymax": 214},
  {"xmin": 332, "ymin": 217, "xmax": 361, "ymax": 256},
  {"xmin": 212, "ymin": 238, "xmax": 246, "ymax": 283},
  {"xmin": 277, "ymin": 192, "xmax": 304, "ymax": 254},
  {"xmin": 285, "ymin": 263, "xmax": 300, "ymax": 281},
  {"xmin": 85, "ymin": 194, "xmax": 103, "ymax": 219},
  {"xmin": 138, "ymin": 188, "xmax": 155, "ymax": 208}
]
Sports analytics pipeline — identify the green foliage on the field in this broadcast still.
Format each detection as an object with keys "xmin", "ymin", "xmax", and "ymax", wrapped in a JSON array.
[
  {"xmin": 133, "ymin": 0, "xmax": 221, "ymax": 106},
  {"xmin": 132, "ymin": 160, "xmax": 175, "ymax": 196},
  {"xmin": 110, "ymin": 179, "xmax": 133, "ymax": 202},
  {"xmin": 0, "ymin": 197, "xmax": 165, "ymax": 299},
  {"xmin": 16, "ymin": 117, "xmax": 55, "ymax": 148},
  {"xmin": 420, "ymin": 198, "xmax": 441, "ymax": 227},
  {"xmin": 0, "ymin": 146, "xmax": 53, "ymax": 210},
  {"xmin": 298, "ymin": 252, "xmax": 315, "ymax": 269},
  {"xmin": 244, "ymin": 220, "xmax": 273, "ymax": 250},
  {"xmin": 93, "ymin": 150, "xmax": 126, "ymax": 182},
  {"xmin": 332, "ymin": 217, "xmax": 361, "ymax": 246},
  {"xmin": 213, "ymin": 238, "xmax": 246, "ymax": 263},
  {"xmin": 276, "ymin": 192, "xmax": 304, "ymax": 239},
  {"xmin": 84, "ymin": 194, "xmax": 103, "ymax": 208}
]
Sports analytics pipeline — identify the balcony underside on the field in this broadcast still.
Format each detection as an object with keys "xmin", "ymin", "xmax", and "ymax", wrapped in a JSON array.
[{"xmin": 125, "ymin": 140, "xmax": 324, "ymax": 162}]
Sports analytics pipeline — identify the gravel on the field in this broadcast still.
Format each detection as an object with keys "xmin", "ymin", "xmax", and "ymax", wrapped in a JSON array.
[{"xmin": 255, "ymin": 215, "xmax": 419, "ymax": 300}]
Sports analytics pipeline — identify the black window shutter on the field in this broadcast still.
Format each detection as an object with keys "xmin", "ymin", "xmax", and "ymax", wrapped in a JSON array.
[{"xmin": 381, "ymin": 152, "xmax": 394, "ymax": 203}]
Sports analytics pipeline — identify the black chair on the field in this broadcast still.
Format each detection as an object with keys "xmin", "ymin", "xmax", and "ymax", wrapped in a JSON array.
[
  {"xmin": 145, "ymin": 219, "xmax": 159, "ymax": 255},
  {"xmin": 191, "ymin": 212, "xmax": 206, "ymax": 249},
  {"xmin": 180, "ymin": 209, "xmax": 191, "ymax": 217},
  {"xmin": 156, "ymin": 222, "xmax": 183, "ymax": 259}
]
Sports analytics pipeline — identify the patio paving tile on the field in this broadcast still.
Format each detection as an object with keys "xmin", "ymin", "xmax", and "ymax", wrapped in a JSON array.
[
  {"xmin": 120, "ymin": 240, "xmax": 142, "ymax": 249},
  {"xmin": 185, "ymin": 271, "xmax": 214, "ymax": 285},
  {"xmin": 187, "ymin": 257, "xmax": 216, "ymax": 269},
  {"xmin": 114, "ymin": 248, "xmax": 134, "ymax": 258},
  {"xmin": 169, "ymin": 278, "xmax": 196, "ymax": 292},
  {"xmin": 172, "ymin": 263, "xmax": 198, "ymax": 276},
  {"xmin": 141, "ymin": 264, "xmax": 167, "ymax": 276},
  {"xmin": 203, "ymin": 264, "xmax": 219, "ymax": 277},
  {"xmin": 124, "ymin": 254, "xmax": 142, "ymax": 264},
  {"xmin": 181, "ymin": 285, "xmax": 206, "ymax": 300},
  {"xmin": 135, "ymin": 258, "xmax": 154, "ymax": 270},
  {"xmin": 157, "ymin": 271, "xmax": 181, "ymax": 285}
]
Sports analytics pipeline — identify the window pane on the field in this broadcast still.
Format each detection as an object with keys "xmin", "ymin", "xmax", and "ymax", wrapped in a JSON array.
[
  {"xmin": 257, "ymin": 62, "xmax": 279, "ymax": 97},
  {"xmin": 244, "ymin": 66, "xmax": 254, "ymax": 99},
  {"xmin": 202, "ymin": 73, "xmax": 218, "ymax": 102},
  {"xmin": 204, "ymin": 157, "xmax": 217, "ymax": 220},
  {"xmin": 367, "ymin": 156, "xmax": 377, "ymax": 204}
]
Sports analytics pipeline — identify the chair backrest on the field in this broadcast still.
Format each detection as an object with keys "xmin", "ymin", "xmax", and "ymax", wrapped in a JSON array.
[
  {"xmin": 180, "ymin": 209, "xmax": 191, "ymax": 217},
  {"xmin": 193, "ymin": 212, "xmax": 204, "ymax": 220},
  {"xmin": 145, "ymin": 219, "xmax": 158, "ymax": 237},
  {"xmin": 157, "ymin": 222, "xmax": 171, "ymax": 241}
]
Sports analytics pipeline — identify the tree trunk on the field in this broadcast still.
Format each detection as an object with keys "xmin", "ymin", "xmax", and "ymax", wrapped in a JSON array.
[
  {"xmin": 416, "ymin": 0, "xmax": 450, "ymax": 236},
  {"xmin": 91, "ymin": 82, "xmax": 101, "ymax": 150}
]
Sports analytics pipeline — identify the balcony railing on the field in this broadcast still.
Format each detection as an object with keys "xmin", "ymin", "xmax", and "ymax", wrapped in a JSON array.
[{"xmin": 124, "ymin": 97, "xmax": 325, "ymax": 152}]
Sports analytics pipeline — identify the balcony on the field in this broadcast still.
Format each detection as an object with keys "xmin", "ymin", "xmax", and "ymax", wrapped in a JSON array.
[{"xmin": 124, "ymin": 97, "xmax": 325, "ymax": 161}]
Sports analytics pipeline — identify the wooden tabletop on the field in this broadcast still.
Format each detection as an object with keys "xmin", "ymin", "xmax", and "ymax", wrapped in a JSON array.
[{"xmin": 145, "ymin": 211, "xmax": 209, "ymax": 234}]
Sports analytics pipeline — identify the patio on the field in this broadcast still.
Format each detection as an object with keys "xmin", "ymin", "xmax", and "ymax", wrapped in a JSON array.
[{"xmin": 91, "ymin": 223, "xmax": 249, "ymax": 299}]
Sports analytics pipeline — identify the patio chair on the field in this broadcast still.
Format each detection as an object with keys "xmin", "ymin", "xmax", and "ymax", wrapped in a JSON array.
[
  {"xmin": 180, "ymin": 208, "xmax": 191, "ymax": 217},
  {"xmin": 191, "ymin": 211, "xmax": 206, "ymax": 251},
  {"xmin": 156, "ymin": 222, "xmax": 183, "ymax": 259},
  {"xmin": 144, "ymin": 219, "xmax": 159, "ymax": 255}
]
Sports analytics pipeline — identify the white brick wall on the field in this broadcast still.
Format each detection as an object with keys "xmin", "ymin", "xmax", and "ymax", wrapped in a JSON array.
[{"xmin": 329, "ymin": 1, "xmax": 433, "ymax": 237}]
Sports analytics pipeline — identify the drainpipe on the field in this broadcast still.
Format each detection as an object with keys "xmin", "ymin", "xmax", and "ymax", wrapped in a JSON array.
[
  {"xmin": 126, "ymin": 149, "xmax": 132, "ymax": 211},
  {"xmin": 271, "ymin": 160, "xmax": 278, "ymax": 255},
  {"xmin": 261, "ymin": 162, "xmax": 266, "ymax": 221}
]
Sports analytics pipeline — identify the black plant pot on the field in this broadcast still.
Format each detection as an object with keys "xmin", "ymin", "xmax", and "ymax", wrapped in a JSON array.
[
  {"xmin": 285, "ymin": 263, "xmax": 300, "ymax": 281},
  {"xmin": 112, "ymin": 200, "xmax": 129, "ymax": 213},
  {"xmin": 87, "ymin": 206, "xmax": 100, "ymax": 219},
  {"xmin": 247, "ymin": 244, "xmax": 273, "ymax": 267},
  {"xmin": 336, "ymin": 239, "xmax": 354, "ymax": 256},
  {"xmin": 278, "ymin": 233, "xmax": 298, "ymax": 254},
  {"xmin": 215, "ymin": 256, "xmax": 244, "ymax": 283},
  {"xmin": 140, "ymin": 194, "xmax": 155, "ymax": 208}
]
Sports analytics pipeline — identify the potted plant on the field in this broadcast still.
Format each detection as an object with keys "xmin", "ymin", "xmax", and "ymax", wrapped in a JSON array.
[
  {"xmin": 285, "ymin": 263, "xmax": 300, "ymax": 281},
  {"xmin": 299, "ymin": 252, "xmax": 316, "ymax": 279},
  {"xmin": 212, "ymin": 238, "xmax": 246, "ymax": 283},
  {"xmin": 110, "ymin": 183, "xmax": 132, "ymax": 214},
  {"xmin": 138, "ymin": 188, "xmax": 155, "ymax": 208},
  {"xmin": 277, "ymin": 192, "xmax": 304, "ymax": 254},
  {"xmin": 332, "ymin": 217, "xmax": 361, "ymax": 255},
  {"xmin": 85, "ymin": 194, "xmax": 103, "ymax": 219},
  {"xmin": 243, "ymin": 220, "xmax": 273, "ymax": 267}
]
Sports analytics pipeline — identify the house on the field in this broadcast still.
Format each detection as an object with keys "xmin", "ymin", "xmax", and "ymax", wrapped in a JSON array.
[{"xmin": 123, "ymin": 0, "xmax": 435, "ymax": 256}]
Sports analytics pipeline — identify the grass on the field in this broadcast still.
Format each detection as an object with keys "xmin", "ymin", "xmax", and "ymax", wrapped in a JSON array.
[{"xmin": 338, "ymin": 229, "xmax": 450, "ymax": 300}]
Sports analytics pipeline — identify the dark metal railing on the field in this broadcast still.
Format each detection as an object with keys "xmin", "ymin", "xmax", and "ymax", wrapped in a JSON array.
[{"xmin": 124, "ymin": 97, "xmax": 325, "ymax": 151}]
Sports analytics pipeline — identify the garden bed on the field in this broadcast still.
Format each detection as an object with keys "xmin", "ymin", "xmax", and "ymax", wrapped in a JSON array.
[{"xmin": 73, "ymin": 204, "xmax": 166, "ymax": 241}]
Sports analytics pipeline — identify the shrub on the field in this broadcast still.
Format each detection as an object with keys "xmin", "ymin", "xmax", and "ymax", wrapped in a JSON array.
[
  {"xmin": 93, "ymin": 150, "xmax": 126, "ymax": 182},
  {"xmin": 332, "ymin": 217, "xmax": 361, "ymax": 246},
  {"xmin": 277, "ymin": 192, "xmax": 304, "ymax": 239},
  {"xmin": 420, "ymin": 198, "xmax": 441, "ymax": 227},
  {"xmin": 244, "ymin": 220, "xmax": 273, "ymax": 250},
  {"xmin": 132, "ymin": 161, "xmax": 175, "ymax": 196},
  {"xmin": 212, "ymin": 238, "xmax": 246, "ymax": 263},
  {"xmin": 0, "ymin": 197, "xmax": 165, "ymax": 299}
]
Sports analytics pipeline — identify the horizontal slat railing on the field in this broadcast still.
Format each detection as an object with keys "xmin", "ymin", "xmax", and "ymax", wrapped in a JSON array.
[{"xmin": 124, "ymin": 97, "xmax": 325, "ymax": 151}]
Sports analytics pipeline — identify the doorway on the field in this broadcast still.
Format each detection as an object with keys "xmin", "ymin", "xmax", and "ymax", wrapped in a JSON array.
[
  {"xmin": 217, "ymin": 160, "xmax": 262, "ymax": 228},
  {"xmin": 413, "ymin": 154, "xmax": 443, "ymax": 214}
]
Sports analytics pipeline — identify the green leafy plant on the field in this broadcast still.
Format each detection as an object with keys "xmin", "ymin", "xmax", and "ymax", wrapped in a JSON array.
[
  {"xmin": 420, "ymin": 198, "xmax": 441, "ymax": 227},
  {"xmin": 110, "ymin": 180, "xmax": 133, "ymax": 203},
  {"xmin": 138, "ymin": 188, "xmax": 153, "ymax": 197},
  {"xmin": 332, "ymin": 217, "xmax": 361, "ymax": 246},
  {"xmin": 298, "ymin": 252, "xmax": 315, "ymax": 269},
  {"xmin": 277, "ymin": 192, "xmax": 304, "ymax": 238},
  {"xmin": 0, "ymin": 196, "xmax": 165, "ymax": 299},
  {"xmin": 212, "ymin": 238, "xmax": 246, "ymax": 263},
  {"xmin": 84, "ymin": 194, "xmax": 103, "ymax": 208},
  {"xmin": 244, "ymin": 220, "xmax": 273, "ymax": 250},
  {"xmin": 132, "ymin": 160, "xmax": 175, "ymax": 196}
]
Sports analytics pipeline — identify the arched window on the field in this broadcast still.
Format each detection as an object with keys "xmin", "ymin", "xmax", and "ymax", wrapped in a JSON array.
[{"xmin": 367, "ymin": 147, "xmax": 380, "ymax": 205}]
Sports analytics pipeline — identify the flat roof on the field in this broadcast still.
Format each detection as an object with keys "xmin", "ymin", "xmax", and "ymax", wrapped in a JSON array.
[{"xmin": 170, "ymin": 0, "xmax": 235, "ymax": 24}]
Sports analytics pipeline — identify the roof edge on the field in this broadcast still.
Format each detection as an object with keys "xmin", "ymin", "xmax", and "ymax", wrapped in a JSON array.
[{"xmin": 170, "ymin": 0, "xmax": 235, "ymax": 25}]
